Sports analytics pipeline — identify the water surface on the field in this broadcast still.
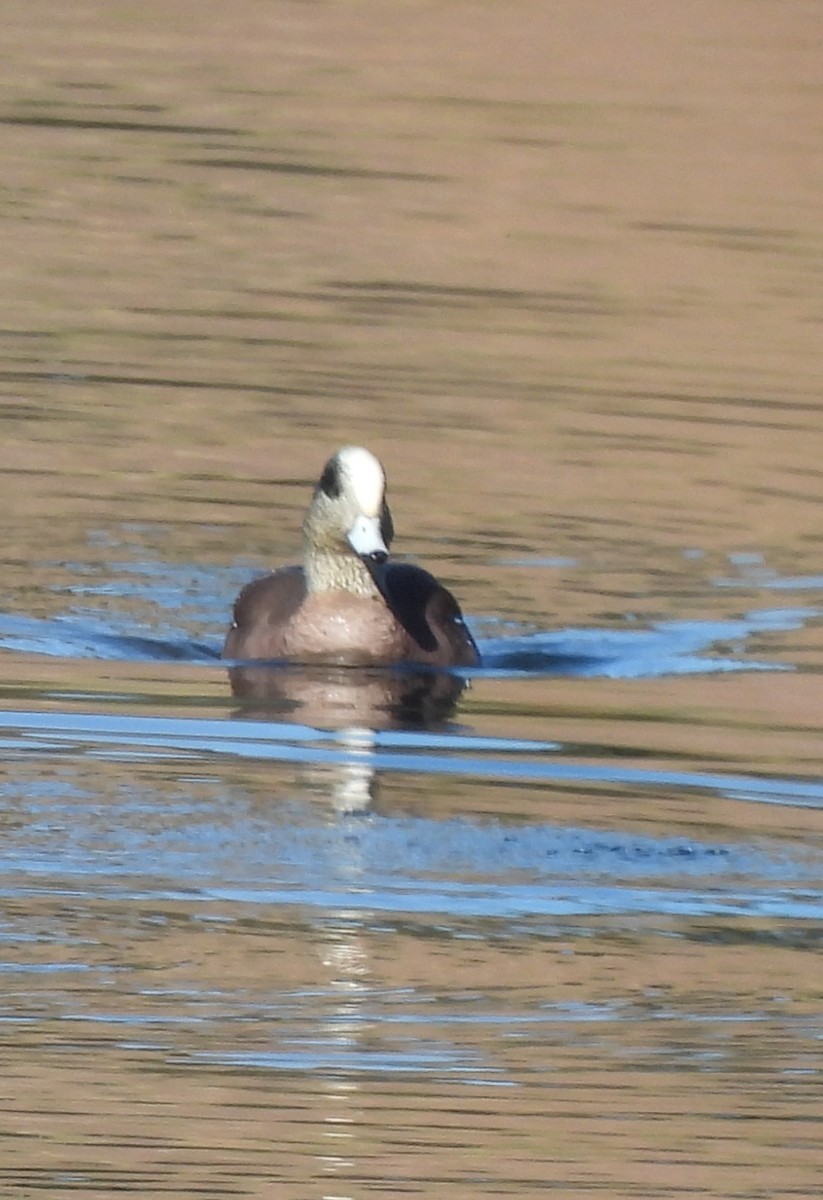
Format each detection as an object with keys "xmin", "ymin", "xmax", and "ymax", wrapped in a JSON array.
[{"xmin": 1, "ymin": 3, "xmax": 822, "ymax": 1197}]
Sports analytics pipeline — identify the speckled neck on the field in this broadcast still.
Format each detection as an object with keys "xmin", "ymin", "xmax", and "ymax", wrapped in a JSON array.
[{"xmin": 304, "ymin": 546, "xmax": 382, "ymax": 597}]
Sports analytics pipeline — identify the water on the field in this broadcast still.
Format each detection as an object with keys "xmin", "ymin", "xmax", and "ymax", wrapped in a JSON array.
[{"xmin": 1, "ymin": 3, "xmax": 822, "ymax": 1197}]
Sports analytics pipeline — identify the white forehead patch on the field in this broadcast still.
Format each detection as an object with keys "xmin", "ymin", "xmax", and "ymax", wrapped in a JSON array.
[{"xmin": 337, "ymin": 446, "xmax": 385, "ymax": 516}]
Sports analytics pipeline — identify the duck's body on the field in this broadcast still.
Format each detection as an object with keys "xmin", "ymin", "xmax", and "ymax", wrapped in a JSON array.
[{"xmin": 222, "ymin": 447, "xmax": 479, "ymax": 668}]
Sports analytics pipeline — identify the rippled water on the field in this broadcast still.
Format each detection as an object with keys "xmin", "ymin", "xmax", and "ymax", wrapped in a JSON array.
[{"xmin": 1, "ymin": 3, "xmax": 822, "ymax": 1198}]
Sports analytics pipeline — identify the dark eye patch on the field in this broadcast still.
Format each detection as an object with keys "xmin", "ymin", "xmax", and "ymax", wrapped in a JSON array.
[
  {"xmin": 319, "ymin": 459, "xmax": 341, "ymax": 499},
  {"xmin": 380, "ymin": 502, "xmax": 394, "ymax": 548}
]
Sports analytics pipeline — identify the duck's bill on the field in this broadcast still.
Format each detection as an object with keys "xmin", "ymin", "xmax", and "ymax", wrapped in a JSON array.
[{"xmin": 348, "ymin": 516, "xmax": 390, "ymax": 597}]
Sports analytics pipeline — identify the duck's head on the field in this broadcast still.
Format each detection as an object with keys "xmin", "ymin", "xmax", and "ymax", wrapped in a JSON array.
[{"xmin": 303, "ymin": 446, "xmax": 395, "ymax": 592}]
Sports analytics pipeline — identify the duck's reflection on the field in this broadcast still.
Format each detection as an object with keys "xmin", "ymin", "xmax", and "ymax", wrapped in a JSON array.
[
  {"xmin": 315, "ymin": 726, "xmax": 378, "ymax": 813},
  {"xmin": 227, "ymin": 662, "xmax": 469, "ymax": 731},
  {"xmin": 315, "ymin": 916, "xmax": 372, "ymax": 1195},
  {"xmin": 221, "ymin": 664, "xmax": 472, "ymax": 1187},
  {"xmin": 226, "ymin": 662, "xmax": 470, "ymax": 811}
]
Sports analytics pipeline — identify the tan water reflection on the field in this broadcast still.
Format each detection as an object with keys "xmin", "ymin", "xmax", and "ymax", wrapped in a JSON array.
[
  {"xmin": 1, "ymin": 1, "xmax": 823, "ymax": 1197},
  {"xmin": 0, "ymin": 654, "xmax": 821, "ymax": 1196},
  {"xmin": 2, "ymin": 898, "xmax": 820, "ymax": 1198}
]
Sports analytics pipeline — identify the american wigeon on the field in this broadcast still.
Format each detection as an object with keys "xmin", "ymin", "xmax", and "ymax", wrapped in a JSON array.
[{"xmin": 223, "ymin": 446, "xmax": 480, "ymax": 668}]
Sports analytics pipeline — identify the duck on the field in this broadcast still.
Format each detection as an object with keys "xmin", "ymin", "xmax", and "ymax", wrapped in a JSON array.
[{"xmin": 222, "ymin": 446, "xmax": 480, "ymax": 668}]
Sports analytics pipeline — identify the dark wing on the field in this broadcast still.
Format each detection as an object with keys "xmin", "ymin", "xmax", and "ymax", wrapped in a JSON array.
[{"xmin": 382, "ymin": 562, "xmax": 480, "ymax": 666}]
